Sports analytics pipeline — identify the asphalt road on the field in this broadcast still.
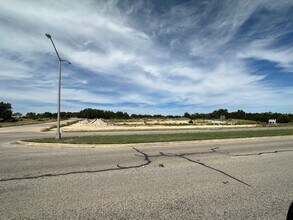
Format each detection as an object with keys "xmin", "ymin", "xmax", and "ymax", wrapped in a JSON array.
[{"xmin": 0, "ymin": 124, "xmax": 293, "ymax": 219}]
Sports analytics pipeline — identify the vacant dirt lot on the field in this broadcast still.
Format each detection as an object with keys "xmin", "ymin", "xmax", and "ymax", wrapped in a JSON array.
[{"xmin": 61, "ymin": 118, "xmax": 258, "ymax": 132}]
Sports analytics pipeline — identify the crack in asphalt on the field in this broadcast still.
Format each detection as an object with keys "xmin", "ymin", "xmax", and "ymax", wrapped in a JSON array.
[
  {"xmin": 0, "ymin": 147, "xmax": 150, "ymax": 182},
  {"xmin": 154, "ymin": 149, "xmax": 251, "ymax": 187},
  {"xmin": 126, "ymin": 146, "xmax": 251, "ymax": 187},
  {"xmin": 1, "ymin": 145, "xmax": 290, "ymax": 184},
  {"xmin": 133, "ymin": 146, "xmax": 221, "ymax": 158},
  {"xmin": 178, "ymin": 155, "xmax": 251, "ymax": 187},
  {"xmin": 117, "ymin": 147, "xmax": 151, "ymax": 168},
  {"xmin": 229, "ymin": 149, "xmax": 293, "ymax": 157}
]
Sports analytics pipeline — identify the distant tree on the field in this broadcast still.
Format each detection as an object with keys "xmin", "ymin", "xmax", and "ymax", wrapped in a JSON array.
[
  {"xmin": 25, "ymin": 112, "xmax": 37, "ymax": 119},
  {"xmin": 42, "ymin": 112, "xmax": 53, "ymax": 118},
  {"xmin": 190, "ymin": 113, "xmax": 206, "ymax": 119},
  {"xmin": 77, "ymin": 108, "xmax": 129, "ymax": 119},
  {"xmin": 60, "ymin": 112, "xmax": 71, "ymax": 119},
  {"xmin": 13, "ymin": 112, "xmax": 22, "ymax": 118},
  {"xmin": 153, "ymin": 114, "xmax": 164, "ymax": 118},
  {"xmin": 184, "ymin": 112, "xmax": 191, "ymax": 118},
  {"xmin": 78, "ymin": 108, "xmax": 95, "ymax": 119},
  {"xmin": 288, "ymin": 114, "xmax": 293, "ymax": 122},
  {"xmin": 115, "ymin": 111, "xmax": 125, "ymax": 119},
  {"xmin": 0, "ymin": 102, "xmax": 13, "ymax": 121},
  {"xmin": 231, "ymin": 110, "xmax": 246, "ymax": 119},
  {"xmin": 210, "ymin": 109, "xmax": 228, "ymax": 119},
  {"xmin": 123, "ymin": 112, "xmax": 130, "ymax": 119},
  {"xmin": 276, "ymin": 115, "xmax": 290, "ymax": 123},
  {"xmin": 131, "ymin": 114, "xmax": 139, "ymax": 118}
]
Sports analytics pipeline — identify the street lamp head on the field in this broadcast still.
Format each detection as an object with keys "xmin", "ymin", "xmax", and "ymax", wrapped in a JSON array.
[
  {"xmin": 61, "ymin": 60, "xmax": 71, "ymax": 64},
  {"xmin": 45, "ymin": 33, "xmax": 52, "ymax": 39}
]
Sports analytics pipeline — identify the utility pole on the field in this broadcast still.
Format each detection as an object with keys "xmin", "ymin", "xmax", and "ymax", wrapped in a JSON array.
[{"xmin": 45, "ymin": 34, "xmax": 71, "ymax": 139}]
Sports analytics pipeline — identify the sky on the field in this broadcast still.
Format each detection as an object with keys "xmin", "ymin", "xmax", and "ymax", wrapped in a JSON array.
[{"xmin": 0, "ymin": 0, "xmax": 292, "ymax": 115}]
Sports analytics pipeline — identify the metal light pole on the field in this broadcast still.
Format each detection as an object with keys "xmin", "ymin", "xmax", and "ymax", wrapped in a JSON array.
[{"xmin": 45, "ymin": 34, "xmax": 71, "ymax": 139}]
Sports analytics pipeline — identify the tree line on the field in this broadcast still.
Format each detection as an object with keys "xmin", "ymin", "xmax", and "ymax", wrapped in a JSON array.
[
  {"xmin": 1, "ymin": 102, "xmax": 292, "ymax": 123},
  {"xmin": 24, "ymin": 108, "xmax": 181, "ymax": 120},
  {"xmin": 184, "ymin": 109, "xmax": 293, "ymax": 123}
]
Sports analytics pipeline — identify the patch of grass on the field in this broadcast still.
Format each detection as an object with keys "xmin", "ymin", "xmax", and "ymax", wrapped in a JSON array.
[
  {"xmin": 41, "ymin": 120, "xmax": 80, "ymax": 132},
  {"xmin": 62, "ymin": 120, "xmax": 80, "ymax": 127},
  {"xmin": 232, "ymin": 119, "xmax": 258, "ymax": 125},
  {"xmin": 26, "ymin": 129, "xmax": 293, "ymax": 144},
  {"xmin": 0, "ymin": 118, "xmax": 56, "ymax": 128},
  {"xmin": 265, "ymin": 122, "xmax": 293, "ymax": 127}
]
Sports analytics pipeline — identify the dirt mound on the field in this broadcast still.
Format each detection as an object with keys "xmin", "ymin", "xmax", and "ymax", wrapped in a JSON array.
[{"xmin": 91, "ymin": 119, "xmax": 108, "ymax": 127}]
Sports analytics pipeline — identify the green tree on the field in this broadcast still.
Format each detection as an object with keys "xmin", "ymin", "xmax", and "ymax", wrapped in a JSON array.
[
  {"xmin": 13, "ymin": 112, "xmax": 22, "ymax": 118},
  {"xmin": 26, "ymin": 112, "xmax": 37, "ymax": 119},
  {"xmin": 42, "ymin": 112, "xmax": 53, "ymax": 118},
  {"xmin": 276, "ymin": 115, "xmax": 290, "ymax": 123},
  {"xmin": 0, "ymin": 102, "xmax": 13, "ymax": 121},
  {"xmin": 184, "ymin": 112, "xmax": 191, "ymax": 118},
  {"xmin": 210, "ymin": 109, "xmax": 228, "ymax": 119}
]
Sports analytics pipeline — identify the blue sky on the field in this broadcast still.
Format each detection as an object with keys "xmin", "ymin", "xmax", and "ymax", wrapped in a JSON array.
[{"xmin": 0, "ymin": 0, "xmax": 292, "ymax": 115}]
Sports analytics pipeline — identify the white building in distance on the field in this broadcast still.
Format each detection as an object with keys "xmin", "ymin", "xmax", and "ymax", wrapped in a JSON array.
[{"xmin": 268, "ymin": 119, "xmax": 277, "ymax": 124}]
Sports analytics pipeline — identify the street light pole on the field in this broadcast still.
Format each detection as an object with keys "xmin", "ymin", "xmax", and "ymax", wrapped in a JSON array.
[
  {"xmin": 45, "ymin": 34, "xmax": 71, "ymax": 140},
  {"xmin": 57, "ymin": 59, "xmax": 61, "ymax": 139}
]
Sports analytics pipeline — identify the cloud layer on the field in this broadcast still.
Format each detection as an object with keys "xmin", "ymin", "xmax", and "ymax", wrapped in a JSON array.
[{"xmin": 0, "ymin": 0, "xmax": 292, "ymax": 114}]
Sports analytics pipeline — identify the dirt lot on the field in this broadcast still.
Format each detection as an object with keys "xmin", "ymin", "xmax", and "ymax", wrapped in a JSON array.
[{"xmin": 61, "ymin": 118, "xmax": 258, "ymax": 132}]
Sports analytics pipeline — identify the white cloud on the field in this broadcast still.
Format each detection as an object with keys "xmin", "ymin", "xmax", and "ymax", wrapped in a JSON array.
[
  {"xmin": 238, "ymin": 39, "xmax": 293, "ymax": 72},
  {"xmin": 0, "ymin": 0, "xmax": 292, "ymax": 114}
]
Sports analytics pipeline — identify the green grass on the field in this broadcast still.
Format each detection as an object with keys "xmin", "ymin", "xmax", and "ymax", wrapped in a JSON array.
[{"xmin": 26, "ymin": 129, "xmax": 293, "ymax": 145}]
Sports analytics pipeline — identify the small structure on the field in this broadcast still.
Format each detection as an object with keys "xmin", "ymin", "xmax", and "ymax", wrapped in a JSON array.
[
  {"xmin": 212, "ymin": 119, "xmax": 222, "ymax": 125},
  {"xmin": 220, "ymin": 115, "xmax": 226, "ymax": 121},
  {"xmin": 268, "ymin": 119, "xmax": 276, "ymax": 124}
]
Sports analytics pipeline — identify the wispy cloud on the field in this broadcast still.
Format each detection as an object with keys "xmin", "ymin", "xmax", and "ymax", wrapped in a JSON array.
[
  {"xmin": 0, "ymin": 0, "xmax": 292, "ymax": 114},
  {"xmin": 238, "ymin": 39, "xmax": 293, "ymax": 72}
]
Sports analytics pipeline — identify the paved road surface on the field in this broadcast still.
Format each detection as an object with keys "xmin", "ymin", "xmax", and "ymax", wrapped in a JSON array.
[{"xmin": 0, "ymin": 124, "xmax": 292, "ymax": 219}]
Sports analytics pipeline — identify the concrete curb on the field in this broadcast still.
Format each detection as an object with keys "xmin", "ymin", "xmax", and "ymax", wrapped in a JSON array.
[{"xmin": 16, "ymin": 135, "xmax": 293, "ymax": 149}]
